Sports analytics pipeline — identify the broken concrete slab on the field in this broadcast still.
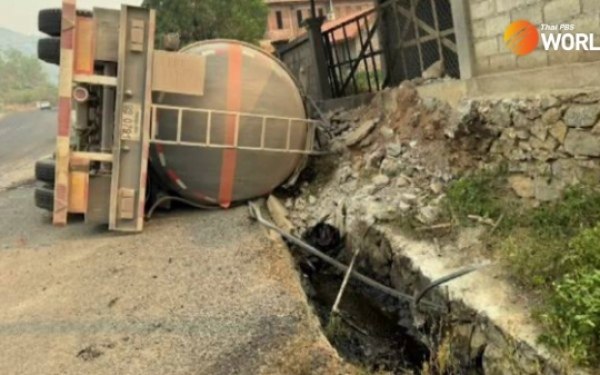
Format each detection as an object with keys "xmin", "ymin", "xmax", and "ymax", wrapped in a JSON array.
[
  {"xmin": 344, "ymin": 118, "xmax": 379, "ymax": 147},
  {"xmin": 267, "ymin": 195, "xmax": 294, "ymax": 234}
]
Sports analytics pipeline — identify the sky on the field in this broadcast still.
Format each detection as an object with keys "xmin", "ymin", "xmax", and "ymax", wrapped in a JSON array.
[{"xmin": 0, "ymin": 0, "xmax": 141, "ymax": 35}]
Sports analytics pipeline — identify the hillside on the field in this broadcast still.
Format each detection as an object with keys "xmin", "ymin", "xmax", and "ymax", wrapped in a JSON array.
[{"xmin": 0, "ymin": 27, "xmax": 58, "ymax": 83}]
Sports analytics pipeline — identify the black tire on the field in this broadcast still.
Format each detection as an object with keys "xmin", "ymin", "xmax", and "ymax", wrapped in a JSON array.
[
  {"xmin": 38, "ymin": 8, "xmax": 93, "ymax": 37},
  {"xmin": 35, "ymin": 158, "xmax": 56, "ymax": 183},
  {"xmin": 35, "ymin": 186, "xmax": 55, "ymax": 212},
  {"xmin": 38, "ymin": 38, "xmax": 61, "ymax": 65},
  {"xmin": 38, "ymin": 8, "xmax": 62, "ymax": 37}
]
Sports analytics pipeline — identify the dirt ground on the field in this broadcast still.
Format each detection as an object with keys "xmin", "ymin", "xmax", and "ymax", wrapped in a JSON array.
[{"xmin": 0, "ymin": 186, "xmax": 346, "ymax": 375}]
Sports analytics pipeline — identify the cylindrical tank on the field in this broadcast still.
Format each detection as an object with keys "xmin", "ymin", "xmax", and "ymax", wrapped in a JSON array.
[{"xmin": 149, "ymin": 40, "xmax": 309, "ymax": 208}]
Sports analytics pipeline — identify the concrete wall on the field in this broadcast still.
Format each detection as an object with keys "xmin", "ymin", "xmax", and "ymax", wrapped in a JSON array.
[
  {"xmin": 469, "ymin": 0, "xmax": 600, "ymax": 76},
  {"xmin": 414, "ymin": 60, "xmax": 600, "ymax": 115},
  {"xmin": 278, "ymin": 37, "xmax": 319, "ymax": 99}
]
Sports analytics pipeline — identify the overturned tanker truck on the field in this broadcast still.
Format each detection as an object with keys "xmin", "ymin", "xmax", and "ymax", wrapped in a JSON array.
[{"xmin": 34, "ymin": 1, "xmax": 318, "ymax": 232}]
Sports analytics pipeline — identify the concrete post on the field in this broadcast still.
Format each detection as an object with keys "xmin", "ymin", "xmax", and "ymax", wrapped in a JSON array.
[
  {"xmin": 450, "ymin": 0, "xmax": 475, "ymax": 79},
  {"xmin": 304, "ymin": 16, "xmax": 332, "ymax": 100},
  {"xmin": 378, "ymin": 0, "xmax": 404, "ymax": 86}
]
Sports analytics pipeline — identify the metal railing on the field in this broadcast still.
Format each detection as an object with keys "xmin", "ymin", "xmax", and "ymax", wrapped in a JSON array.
[
  {"xmin": 322, "ymin": 7, "xmax": 384, "ymax": 98},
  {"xmin": 150, "ymin": 104, "xmax": 319, "ymax": 155},
  {"xmin": 320, "ymin": 0, "xmax": 459, "ymax": 98}
]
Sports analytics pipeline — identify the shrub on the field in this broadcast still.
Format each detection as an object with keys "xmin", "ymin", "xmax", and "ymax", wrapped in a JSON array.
[
  {"xmin": 0, "ymin": 49, "xmax": 56, "ymax": 106},
  {"xmin": 564, "ymin": 223, "xmax": 600, "ymax": 271},
  {"xmin": 539, "ymin": 268, "xmax": 600, "ymax": 366}
]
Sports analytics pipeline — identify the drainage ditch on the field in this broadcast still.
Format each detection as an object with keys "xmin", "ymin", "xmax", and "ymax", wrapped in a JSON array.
[
  {"xmin": 251, "ymin": 197, "xmax": 559, "ymax": 375},
  {"xmin": 289, "ymin": 223, "xmax": 485, "ymax": 375}
]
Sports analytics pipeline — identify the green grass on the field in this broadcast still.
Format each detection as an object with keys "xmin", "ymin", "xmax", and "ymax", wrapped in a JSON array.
[
  {"xmin": 444, "ymin": 166, "xmax": 510, "ymax": 226},
  {"xmin": 444, "ymin": 172, "xmax": 600, "ymax": 367},
  {"xmin": 539, "ymin": 266, "xmax": 600, "ymax": 366},
  {"xmin": 343, "ymin": 70, "xmax": 384, "ymax": 95},
  {"xmin": 500, "ymin": 186, "xmax": 600, "ymax": 289}
]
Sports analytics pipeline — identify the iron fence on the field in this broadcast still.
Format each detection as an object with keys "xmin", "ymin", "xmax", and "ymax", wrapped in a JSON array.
[
  {"xmin": 322, "ymin": 7, "xmax": 384, "ymax": 98},
  {"xmin": 321, "ymin": 0, "xmax": 459, "ymax": 98}
]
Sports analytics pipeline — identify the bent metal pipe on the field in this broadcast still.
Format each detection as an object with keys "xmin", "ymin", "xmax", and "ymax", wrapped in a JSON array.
[{"xmin": 248, "ymin": 202, "xmax": 492, "ymax": 312}]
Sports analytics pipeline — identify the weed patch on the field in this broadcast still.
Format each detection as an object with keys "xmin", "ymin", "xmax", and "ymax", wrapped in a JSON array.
[
  {"xmin": 539, "ymin": 267, "xmax": 600, "ymax": 366},
  {"xmin": 526, "ymin": 186, "xmax": 600, "ymax": 238},
  {"xmin": 444, "ymin": 167, "xmax": 509, "ymax": 226},
  {"xmin": 444, "ymin": 172, "xmax": 600, "ymax": 367}
]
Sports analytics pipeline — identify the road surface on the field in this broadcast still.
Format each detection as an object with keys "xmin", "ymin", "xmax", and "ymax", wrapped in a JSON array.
[
  {"xmin": 0, "ymin": 110, "xmax": 56, "ymax": 189},
  {"xmin": 0, "ymin": 111, "xmax": 348, "ymax": 374}
]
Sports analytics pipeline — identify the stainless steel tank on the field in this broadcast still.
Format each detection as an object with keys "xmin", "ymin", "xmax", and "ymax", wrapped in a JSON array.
[{"xmin": 149, "ymin": 40, "xmax": 311, "ymax": 208}]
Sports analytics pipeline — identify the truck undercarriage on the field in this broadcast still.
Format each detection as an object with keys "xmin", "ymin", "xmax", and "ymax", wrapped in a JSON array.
[{"xmin": 35, "ymin": 0, "xmax": 317, "ymax": 232}]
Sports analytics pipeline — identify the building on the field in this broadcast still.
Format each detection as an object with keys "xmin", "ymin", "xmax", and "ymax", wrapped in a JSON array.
[
  {"xmin": 277, "ymin": 0, "xmax": 600, "ymax": 102},
  {"xmin": 263, "ymin": 0, "xmax": 374, "ymax": 44},
  {"xmin": 467, "ymin": 0, "xmax": 600, "ymax": 77}
]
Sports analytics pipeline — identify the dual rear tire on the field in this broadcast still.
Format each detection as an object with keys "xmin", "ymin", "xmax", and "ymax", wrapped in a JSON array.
[
  {"xmin": 35, "ymin": 7, "xmax": 89, "ymax": 211},
  {"xmin": 37, "ymin": 8, "xmax": 92, "ymax": 65},
  {"xmin": 37, "ymin": 38, "xmax": 60, "ymax": 66},
  {"xmin": 34, "ymin": 158, "xmax": 56, "ymax": 212},
  {"xmin": 35, "ymin": 8, "xmax": 61, "ymax": 209},
  {"xmin": 38, "ymin": 8, "xmax": 92, "ymax": 36},
  {"xmin": 35, "ymin": 186, "xmax": 54, "ymax": 212},
  {"xmin": 38, "ymin": 8, "xmax": 62, "ymax": 37},
  {"xmin": 38, "ymin": 8, "xmax": 62, "ymax": 65}
]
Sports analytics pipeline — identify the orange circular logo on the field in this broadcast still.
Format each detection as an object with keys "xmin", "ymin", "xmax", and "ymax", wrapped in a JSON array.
[{"xmin": 504, "ymin": 20, "xmax": 539, "ymax": 56}]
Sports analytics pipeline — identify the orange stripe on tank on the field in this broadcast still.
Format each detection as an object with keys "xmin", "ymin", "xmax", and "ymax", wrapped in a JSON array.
[{"xmin": 218, "ymin": 44, "xmax": 243, "ymax": 208}]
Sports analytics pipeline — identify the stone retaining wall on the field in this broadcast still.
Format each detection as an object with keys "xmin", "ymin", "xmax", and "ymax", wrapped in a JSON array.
[
  {"xmin": 281, "ymin": 84, "xmax": 599, "ymax": 374},
  {"xmin": 465, "ymin": 91, "xmax": 600, "ymax": 200}
]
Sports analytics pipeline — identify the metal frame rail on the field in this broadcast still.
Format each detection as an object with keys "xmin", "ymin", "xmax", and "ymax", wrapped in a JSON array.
[{"xmin": 150, "ymin": 105, "xmax": 321, "ymax": 155}]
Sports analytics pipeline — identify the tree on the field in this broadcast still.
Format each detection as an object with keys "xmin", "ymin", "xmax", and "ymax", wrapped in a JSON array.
[
  {"xmin": 0, "ymin": 49, "xmax": 56, "ymax": 107},
  {"xmin": 142, "ymin": 0, "xmax": 268, "ymax": 46}
]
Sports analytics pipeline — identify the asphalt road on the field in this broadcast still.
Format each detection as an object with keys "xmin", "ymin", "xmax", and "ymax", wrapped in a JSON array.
[
  {"xmin": 0, "ymin": 193, "xmax": 346, "ymax": 375},
  {"xmin": 0, "ymin": 110, "xmax": 56, "ymax": 189},
  {"xmin": 0, "ymin": 110, "xmax": 347, "ymax": 374}
]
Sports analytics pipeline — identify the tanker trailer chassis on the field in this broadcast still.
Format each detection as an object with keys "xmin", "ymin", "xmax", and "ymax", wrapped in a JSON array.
[{"xmin": 35, "ymin": 0, "xmax": 318, "ymax": 232}]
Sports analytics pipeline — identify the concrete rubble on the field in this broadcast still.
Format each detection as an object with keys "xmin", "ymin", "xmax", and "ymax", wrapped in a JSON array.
[
  {"xmin": 296, "ymin": 84, "xmax": 600, "ymax": 232},
  {"xmin": 278, "ymin": 84, "xmax": 600, "ymax": 374}
]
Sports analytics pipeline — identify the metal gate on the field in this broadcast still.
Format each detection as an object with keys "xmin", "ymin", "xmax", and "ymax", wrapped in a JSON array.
[
  {"xmin": 322, "ymin": 0, "xmax": 459, "ymax": 98},
  {"xmin": 384, "ymin": 0, "xmax": 459, "ymax": 83},
  {"xmin": 322, "ymin": 7, "xmax": 384, "ymax": 98}
]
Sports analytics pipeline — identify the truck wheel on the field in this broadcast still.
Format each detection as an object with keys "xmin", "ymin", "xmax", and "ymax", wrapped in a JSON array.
[
  {"xmin": 38, "ymin": 38, "xmax": 60, "ymax": 65},
  {"xmin": 38, "ymin": 8, "xmax": 94, "ymax": 37},
  {"xmin": 35, "ymin": 158, "xmax": 56, "ymax": 183},
  {"xmin": 38, "ymin": 8, "xmax": 62, "ymax": 37},
  {"xmin": 35, "ymin": 186, "xmax": 55, "ymax": 212}
]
